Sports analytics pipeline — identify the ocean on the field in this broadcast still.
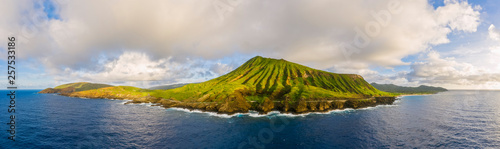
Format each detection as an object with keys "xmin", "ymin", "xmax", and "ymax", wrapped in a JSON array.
[{"xmin": 1, "ymin": 90, "xmax": 499, "ymax": 148}]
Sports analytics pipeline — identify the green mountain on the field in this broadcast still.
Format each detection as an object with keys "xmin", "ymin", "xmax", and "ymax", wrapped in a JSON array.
[
  {"xmin": 370, "ymin": 83, "xmax": 447, "ymax": 94},
  {"xmin": 151, "ymin": 56, "xmax": 392, "ymax": 103},
  {"xmin": 38, "ymin": 82, "xmax": 113, "ymax": 94}
]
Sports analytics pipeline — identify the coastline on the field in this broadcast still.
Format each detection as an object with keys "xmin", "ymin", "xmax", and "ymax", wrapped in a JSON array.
[
  {"xmin": 39, "ymin": 87, "xmax": 450, "ymax": 115},
  {"xmin": 163, "ymin": 104, "xmax": 399, "ymax": 118},
  {"xmin": 44, "ymin": 91, "xmax": 399, "ymax": 115}
]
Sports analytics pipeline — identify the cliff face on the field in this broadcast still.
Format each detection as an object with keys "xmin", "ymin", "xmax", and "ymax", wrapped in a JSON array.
[
  {"xmin": 150, "ymin": 97, "xmax": 395, "ymax": 114},
  {"xmin": 152, "ymin": 97, "xmax": 396, "ymax": 114}
]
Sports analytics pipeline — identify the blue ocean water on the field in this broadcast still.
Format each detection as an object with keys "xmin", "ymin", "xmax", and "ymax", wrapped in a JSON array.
[{"xmin": 1, "ymin": 90, "xmax": 500, "ymax": 148}]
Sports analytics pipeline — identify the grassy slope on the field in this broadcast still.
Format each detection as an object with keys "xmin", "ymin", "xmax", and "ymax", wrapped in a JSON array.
[
  {"xmin": 70, "ymin": 86, "xmax": 154, "ymax": 98},
  {"xmin": 148, "ymin": 56, "xmax": 394, "ymax": 102},
  {"xmin": 53, "ymin": 82, "xmax": 113, "ymax": 92}
]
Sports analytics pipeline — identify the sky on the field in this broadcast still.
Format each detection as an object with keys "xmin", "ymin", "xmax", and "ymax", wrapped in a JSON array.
[{"xmin": 0, "ymin": 0, "xmax": 499, "ymax": 89}]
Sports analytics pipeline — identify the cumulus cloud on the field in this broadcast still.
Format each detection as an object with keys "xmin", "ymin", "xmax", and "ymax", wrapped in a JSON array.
[
  {"xmin": 52, "ymin": 51, "xmax": 233, "ymax": 87},
  {"xmin": 406, "ymin": 51, "xmax": 500, "ymax": 87},
  {"xmin": 0, "ymin": 0, "xmax": 484, "ymax": 87},
  {"xmin": 367, "ymin": 48, "xmax": 500, "ymax": 89},
  {"xmin": 436, "ymin": 0, "xmax": 481, "ymax": 32}
]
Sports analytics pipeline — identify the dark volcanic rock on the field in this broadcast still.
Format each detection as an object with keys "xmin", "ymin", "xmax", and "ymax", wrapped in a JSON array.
[
  {"xmin": 344, "ymin": 99, "xmax": 376, "ymax": 109},
  {"xmin": 254, "ymin": 98, "xmax": 275, "ymax": 114},
  {"xmin": 330, "ymin": 101, "xmax": 345, "ymax": 109},
  {"xmin": 205, "ymin": 103, "xmax": 219, "ymax": 111},
  {"xmin": 217, "ymin": 96, "xmax": 251, "ymax": 114},
  {"xmin": 375, "ymin": 97, "xmax": 396, "ymax": 104},
  {"xmin": 318, "ymin": 101, "xmax": 330, "ymax": 111},
  {"xmin": 275, "ymin": 98, "xmax": 293, "ymax": 112},
  {"xmin": 295, "ymin": 99, "xmax": 308, "ymax": 113},
  {"xmin": 159, "ymin": 99, "xmax": 180, "ymax": 108},
  {"xmin": 308, "ymin": 101, "xmax": 318, "ymax": 111}
]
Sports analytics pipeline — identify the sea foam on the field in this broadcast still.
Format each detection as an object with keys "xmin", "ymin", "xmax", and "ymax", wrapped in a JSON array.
[{"xmin": 163, "ymin": 107, "xmax": 379, "ymax": 118}]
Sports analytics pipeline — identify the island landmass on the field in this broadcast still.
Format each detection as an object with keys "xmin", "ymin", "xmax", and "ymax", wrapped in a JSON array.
[{"xmin": 39, "ymin": 56, "xmax": 443, "ymax": 114}]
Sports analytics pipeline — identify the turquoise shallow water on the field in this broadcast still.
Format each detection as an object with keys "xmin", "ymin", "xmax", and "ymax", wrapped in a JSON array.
[{"xmin": 1, "ymin": 90, "xmax": 500, "ymax": 148}]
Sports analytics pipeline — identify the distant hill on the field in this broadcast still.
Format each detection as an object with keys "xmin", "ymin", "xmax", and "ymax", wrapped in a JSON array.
[
  {"xmin": 149, "ymin": 83, "xmax": 189, "ymax": 90},
  {"xmin": 370, "ymin": 83, "xmax": 447, "ymax": 94},
  {"xmin": 38, "ymin": 82, "xmax": 113, "ymax": 94}
]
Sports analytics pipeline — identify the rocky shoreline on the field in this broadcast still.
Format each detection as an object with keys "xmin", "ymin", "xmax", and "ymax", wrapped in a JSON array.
[
  {"xmin": 155, "ymin": 97, "xmax": 397, "ymax": 115},
  {"xmin": 42, "ymin": 89, "xmax": 397, "ymax": 115}
]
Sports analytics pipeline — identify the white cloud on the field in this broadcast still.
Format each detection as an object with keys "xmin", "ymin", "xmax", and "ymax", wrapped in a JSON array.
[
  {"xmin": 52, "ymin": 51, "xmax": 233, "ymax": 88},
  {"xmin": 3, "ymin": 0, "xmax": 482, "ymax": 65},
  {"xmin": 210, "ymin": 62, "xmax": 233, "ymax": 76},
  {"xmin": 80, "ymin": 52, "xmax": 172, "ymax": 81},
  {"xmin": 436, "ymin": 0, "xmax": 481, "ymax": 32},
  {"xmin": 0, "ymin": 0, "xmax": 486, "ymax": 88},
  {"xmin": 407, "ymin": 51, "xmax": 500, "ymax": 88},
  {"xmin": 367, "ymin": 48, "xmax": 500, "ymax": 89},
  {"xmin": 489, "ymin": 24, "xmax": 500, "ymax": 41}
]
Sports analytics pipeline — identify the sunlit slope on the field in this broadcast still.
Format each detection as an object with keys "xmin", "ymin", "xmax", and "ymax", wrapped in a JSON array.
[
  {"xmin": 53, "ymin": 82, "xmax": 113, "ymax": 92},
  {"xmin": 151, "ymin": 56, "xmax": 392, "ymax": 102},
  {"xmin": 39, "ymin": 82, "xmax": 113, "ymax": 93},
  {"xmin": 67, "ymin": 86, "xmax": 161, "ymax": 102}
]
